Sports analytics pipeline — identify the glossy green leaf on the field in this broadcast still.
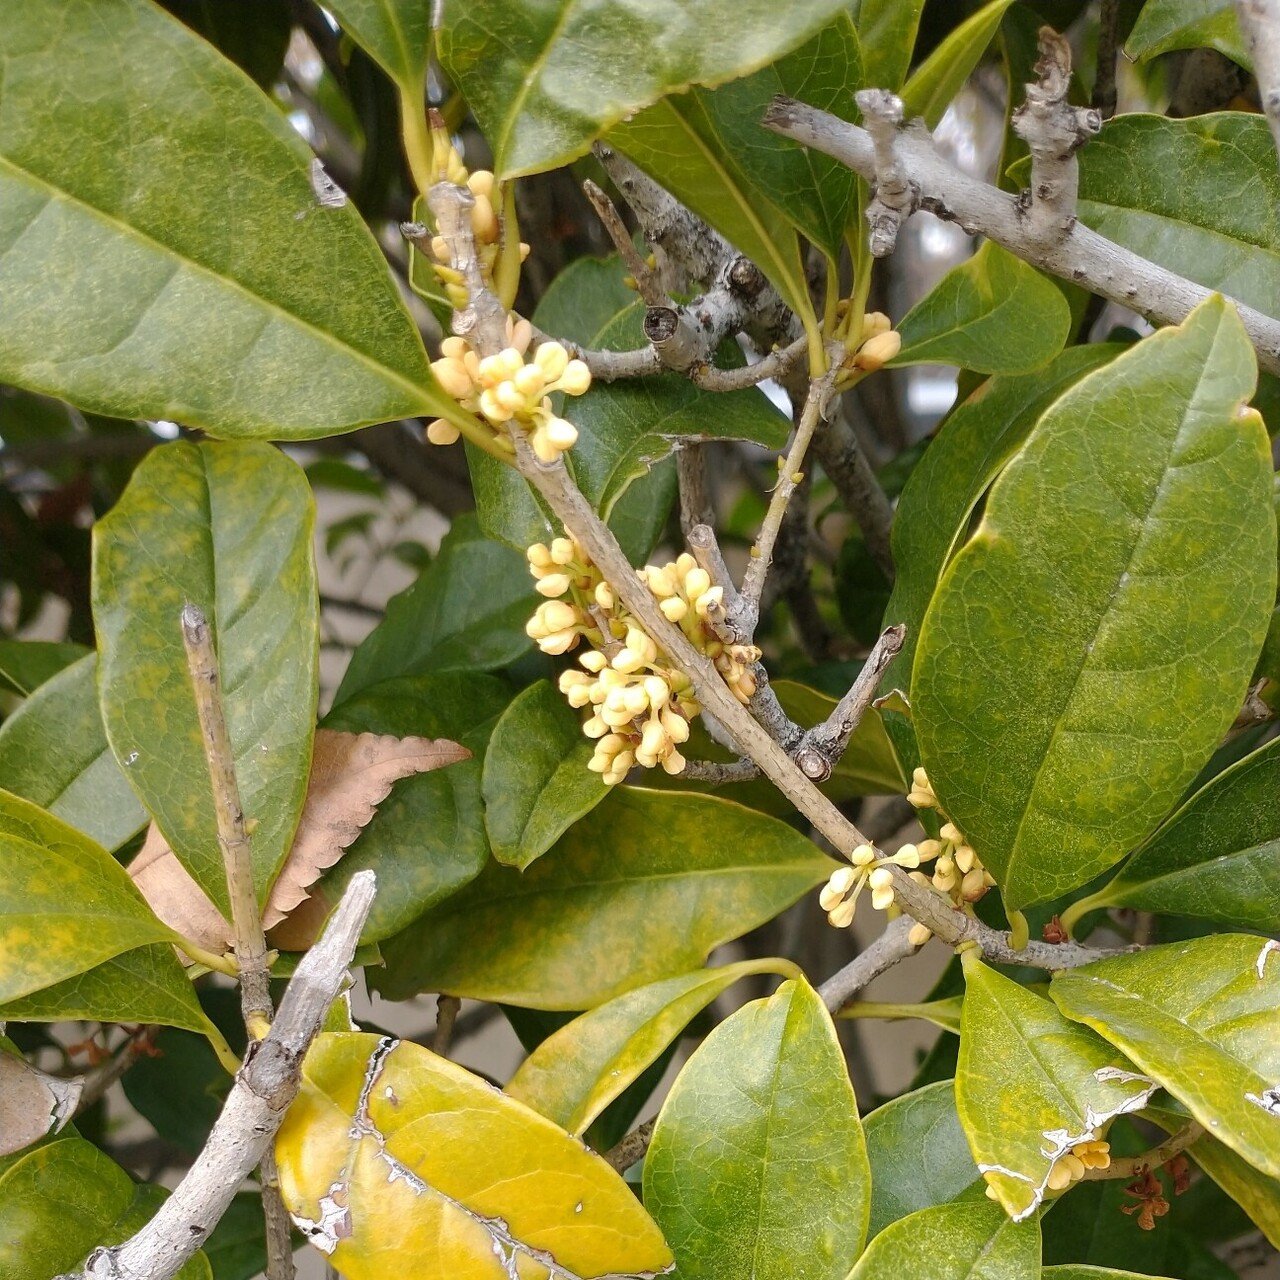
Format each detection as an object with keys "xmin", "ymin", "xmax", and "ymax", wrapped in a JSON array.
[
  {"xmin": 1051, "ymin": 936, "xmax": 1280, "ymax": 1178},
  {"xmin": 879, "ymin": 345, "xmax": 1120, "ymax": 765},
  {"xmin": 0, "ymin": 809, "xmax": 178, "ymax": 1005},
  {"xmin": 856, "ymin": 0, "xmax": 925, "ymax": 92},
  {"xmin": 1067, "ymin": 114, "xmax": 1278, "ymax": 317},
  {"xmin": 1126, "ymin": 0, "xmax": 1248, "ymax": 67},
  {"xmin": 375, "ymin": 787, "xmax": 834, "ymax": 1007},
  {"xmin": 842, "ymin": 995, "xmax": 965, "ymax": 1033},
  {"xmin": 322, "ymin": 0, "xmax": 432, "ymax": 92},
  {"xmin": 0, "ymin": 1135, "xmax": 210, "ymax": 1280},
  {"xmin": 0, "ymin": 639, "xmax": 87, "ymax": 697},
  {"xmin": 0, "ymin": 654, "xmax": 147, "ymax": 852},
  {"xmin": 507, "ymin": 958, "xmax": 801, "ymax": 1134},
  {"xmin": 482, "ymin": 681, "xmax": 607, "ymax": 870},
  {"xmin": 438, "ymin": 0, "xmax": 852, "ymax": 178},
  {"xmin": 609, "ymin": 98, "xmax": 814, "ymax": 324},
  {"xmin": 0, "ymin": 945, "xmax": 210, "ymax": 1038},
  {"xmin": 1080, "ymin": 735, "xmax": 1280, "ymax": 931},
  {"xmin": 957, "ymin": 954, "xmax": 1156, "ymax": 1222},
  {"xmin": 892, "ymin": 242, "xmax": 1070, "ymax": 374},
  {"xmin": 864, "ymin": 1081, "xmax": 978, "ymax": 1238},
  {"xmin": 914, "ymin": 296, "xmax": 1276, "ymax": 908},
  {"xmin": 292, "ymin": 673, "xmax": 514, "ymax": 947},
  {"xmin": 900, "ymin": 0, "xmax": 1017, "ymax": 129},
  {"xmin": 334, "ymin": 514, "xmax": 531, "ymax": 705},
  {"xmin": 1044, "ymin": 1269, "xmax": 1181, "ymax": 1280},
  {"xmin": 276, "ymin": 1032, "xmax": 672, "ymax": 1276},
  {"xmin": 644, "ymin": 979, "xmax": 870, "ymax": 1280},
  {"xmin": 0, "ymin": 0, "xmax": 451, "ymax": 438},
  {"xmin": 93, "ymin": 440, "xmax": 318, "ymax": 913},
  {"xmin": 687, "ymin": 16, "xmax": 863, "ymax": 259},
  {"xmin": 849, "ymin": 1196, "xmax": 1039, "ymax": 1280}
]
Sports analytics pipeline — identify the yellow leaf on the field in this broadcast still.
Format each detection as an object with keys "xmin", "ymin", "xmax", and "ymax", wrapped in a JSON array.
[{"xmin": 276, "ymin": 1033, "xmax": 673, "ymax": 1278}]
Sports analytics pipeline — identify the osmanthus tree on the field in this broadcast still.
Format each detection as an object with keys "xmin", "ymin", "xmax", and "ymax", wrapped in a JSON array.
[{"xmin": 1, "ymin": 0, "xmax": 1279, "ymax": 1277}]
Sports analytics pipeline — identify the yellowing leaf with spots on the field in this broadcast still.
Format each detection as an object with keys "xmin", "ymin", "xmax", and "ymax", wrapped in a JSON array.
[{"xmin": 275, "ymin": 1032, "xmax": 672, "ymax": 1278}]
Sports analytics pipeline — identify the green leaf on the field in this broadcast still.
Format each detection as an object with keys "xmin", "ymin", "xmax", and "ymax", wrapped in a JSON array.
[
  {"xmin": 644, "ymin": 979, "xmax": 870, "ymax": 1280},
  {"xmin": 0, "ymin": 808, "xmax": 178, "ymax": 1006},
  {"xmin": 841, "ymin": 995, "xmax": 965, "ymax": 1033},
  {"xmin": 1044, "ymin": 1269, "xmax": 1181, "ymax": 1280},
  {"xmin": 0, "ymin": 1135, "xmax": 210, "ymax": 1280},
  {"xmin": 688, "ymin": 16, "xmax": 863, "ymax": 259},
  {"xmin": 848, "ymin": 1195, "xmax": 1040, "ymax": 1280},
  {"xmin": 482, "ymin": 680, "xmax": 608, "ymax": 869},
  {"xmin": 1078, "ymin": 735, "xmax": 1280, "ymax": 931},
  {"xmin": 0, "ymin": 945, "xmax": 210, "ymax": 1038},
  {"xmin": 879, "ymin": 345, "xmax": 1121, "ymax": 765},
  {"xmin": 93, "ymin": 441, "xmax": 318, "ymax": 913},
  {"xmin": 863, "ymin": 1081, "xmax": 979, "ymax": 1239},
  {"xmin": 507, "ymin": 958, "xmax": 802, "ymax": 1134},
  {"xmin": 276, "ymin": 1032, "xmax": 672, "ymax": 1275},
  {"xmin": 1051, "ymin": 935, "xmax": 1280, "ymax": 1179},
  {"xmin": 1126, "ymin": 0, "xmax": 1248, "ymax": 68},
  {"xmin": 0, "ymin": 0, "xmax": 452, "ymax": 438},
  {"xmin": 334, "ymin": 514, "xmax": 532, "ymax": 705},
  {"xmin": 296, "ymin": 673, "xmax": 511, "ymax": 947},
  {"xmin": 609, "ymin": 98, "xmax": 815, "ymax": 324},
  {"xmin": 375, "ymin": 787, "xmax": 835, "ymax": 1007},
  {"xmin": 1058, "ymin": 114, "xmax": 1277, "ymax": 317},
  {"xmin": 438, "ymin": 0, "xmax": 853, "ymax": 178},
  {"xmin": 892, "ymin": 242, "xmax": 1070, "ymax": 374},
  {"xmin": 0, "ymin": 654, "xmax": 147, "ymax": 851},
  {"xmin": 322, "ymin": 0, "xmax": 431, "ymax": 93},
  {"xmin": 900, "ymin": 0, "xmax": 1017, "ymax": 129},
  {"xmin": 0, "ymin": 639, "xmax": 87, "ymax": 697},
  {"xmin": 957, "ymin": 954, "xmax": 1157, "ymax": 1222},
  {"xmin": 856, "ymin": 0, "xmax": 926, "ymax": 92},
  {"xmin": 914, "ymin": 296, "xmax": 1276, "ymax": 909}
]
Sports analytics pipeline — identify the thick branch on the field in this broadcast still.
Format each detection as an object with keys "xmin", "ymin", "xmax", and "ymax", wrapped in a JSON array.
[
  {"xmin": 1093, "ymin": 0, "xmax": 1122, "ymax": 119},
  {"xmin": 1236, "ymin": 0, "xmax": 1280, "ymax": 160},
  {"xmin": 818, "ymin": 916, "xmax": 919, "ymax": 1013},
  {"xmin": 763, "ymin": 98, "xmax": 1280, "ymax": 374},
  {"xmin": 65, "ymin": 873, "xmax": 377, "ymax": 1280}
]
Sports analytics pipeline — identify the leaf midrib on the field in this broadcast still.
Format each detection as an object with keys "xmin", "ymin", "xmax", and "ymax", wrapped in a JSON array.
[{"xmin": 0, "ymin": 155, "xmax": 432, "ymax": 407}]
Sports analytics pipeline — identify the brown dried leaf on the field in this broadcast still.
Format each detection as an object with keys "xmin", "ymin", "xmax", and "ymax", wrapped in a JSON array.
[
  {"xmin": 129, "ymin": 729, "xmax": 468, "ymax": 952},
  {"xmin": 0, "ymin": 1049, "xmax": 81, "ymax": 1157}
]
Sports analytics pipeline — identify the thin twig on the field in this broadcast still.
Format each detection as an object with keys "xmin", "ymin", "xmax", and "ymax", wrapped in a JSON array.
[
  {"xmin": 680, "ymin": 758, "xmax": 761, "ymax": 783},
  {"xmin": 179, "ymin": 606, "xmax": 291, "ymax": 1280},
  {"xmin": 604, "ymin": 1118, "xmax": 656, "ymax": 1172},
  {"xmin": 796, "ymin": 625, "xmax": 906, "ymax": 781},
  {"xmin": 734, "ymin": 368, "xmax": 839, "ymax": 635},
  {"xmin": 432, "ymin": 995, "xmax": 461, "ymax": 1057},
  {"xmin": 1093, "ymin": 0, "xmax": 1122, "ymax": 119},
  {"xmin": 1236, "ymin": 1, "xmax": 1280, "ymax": 160},
  {"xmin": 61, "ymin": 873, "xmax": 377, "ymax": 1280},
  {"xmin": 818, "ymin": 916, "xmax": 919, "ymax": 1013},
  {"xmin": 74, "ymin": 1028, "xmax": 153, "ymax": 1115},
  {"xmin": 1081, "ymin": 1123, "xmax": 1204, "ymax": 1181}
]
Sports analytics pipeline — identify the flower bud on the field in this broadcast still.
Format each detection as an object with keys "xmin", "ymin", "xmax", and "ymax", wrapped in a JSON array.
[
  {"xmin": 828, "ymin": 899, "xmax": 856, "ymax": 929},
  {"xmin": 535, "ymin": 573, "xmax": 571, "ymax": 598},
  {"xmin": 907, "ymin": 789, "xmax": 936, "ymax": 809},
  {"xmin": 660, "ymin": 706, "xmax": 690, "ymax": 743},
  {"xmin": 426, "ymin": 418, "xmax": 461, "ymax": 446},
  {"xmin": 549, "ymin": 537, "xmax": 576, "ymax": 565},
  {"xmin": 430, "ymin": 234, "xmax": 451, "ymax": 262},
  {"xmin": 479, "ymin": 388, "xmax": 512, "ymax": 424},
  {"xmin": 582, "ymin": 715, "xmax": 607, "ymax": 738},
  {"xmin": 543, "ymin": 416, "xmax": 578, "ymax": 451},
  {"xmin": 694, "ymin": 587, "xmax": 724, "ymax": 617},
  {"xmin": 660, "ymin": 747, "xmax": 686, "ymax": 775},
  {"xmin": 534, "ymin": 342, "xmax": 570, "ymax": 381},
  {"xmin": 622, "ymin": 685, "xmax": 650, "ymax": 717},
  {"xmin": 430, "ymin": 358, "xmax": 473, "ymax": 399},
  {"xmin": 527, "ymin": 542, "xmax": 552, "ymax": 568},
  {"xmin": 851, "ymin": 844, "xmax": 877, "ymax": 867},
  {"xmin": 558, "ymin": 359, "xmax": 592, "ymax": 395},
  {"xmin": 624, "ymin": 626, "xmax": 657, "ymax": 664},
  {"xmin": 916, "ymin": 839, "xmax": 942, "ymax": 862},
  {"xmin": 579, "ymin": 650, "xmax": 607, "ymax": 673},
  {"xmin": 868, "ymin": 866, "xmax": 895, "ymax": 892},
  {"xmin": 470, "ymin": 193, "xmax": 499, "ymax": 243},
  {"xmin": 612, "ymin": 648, "xmax": 645, "ymax": 675},
  {"xmin": 640, "ymin": 718, "xmax": 669, "ymax": 759},
  {"xmin": 863, "ymin": 311, "xmax": 892, "ymax": 338},
  {"xmin": 891, "ymin": 844, "xmax": 920, "ymax": 869},
  {"xmin": 441, "ymin": 335, "xmax": 469, "ymax": 361},
  {"xmin": 466, "ymin": 169, "xmax": 495, "ymax": 198},
  {"xmin": 855, "ymin": 329, "xmax": 902, "ymax": 372},
  {"xmin": 870, "ymin": 884, "xmax": 895, "ymax": 911},
  {"xmin": 514, "ymin": 364, "xmax": 546, "ymax": 397},
  {"xmin": 660, "ymin": 596, "xmax": 689, "ymax": 623},
  {"xmin": 954, "ymin": 844, "xmax": 977, "ymax": 874},
  {"xmin": 643, "ymin": 675, "xmax": 670, "ymax": 710},
  {"xmin": 939, "ymin": 822, "xmax": 963, "ymax": 845},
  {"xmin": 684, "ymin": 567, "xmax": 711, "ymax": 601},
  {"xmin": 908, "ymin": 923, "xmax": 933, "ymax": 947},
  {"xmin": 960, "ymin": 867, "xmax": 988, "ymax": 902},
  {"xmin": 508, "ymin": 316, "xmax": 533, "ymax": 353}
]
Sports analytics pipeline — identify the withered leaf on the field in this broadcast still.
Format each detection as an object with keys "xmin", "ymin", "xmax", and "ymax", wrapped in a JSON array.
[
  {"xmin": 0, "ymin": 1049, "xmax": 82, "ymax": 1158},
  {"xmin": 130, "ymin": 729, "xmax": 468, "ymax": 952}
]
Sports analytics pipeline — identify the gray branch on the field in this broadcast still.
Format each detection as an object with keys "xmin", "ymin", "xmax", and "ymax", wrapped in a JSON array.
[
  {"xmin": 763, "ymin": 92, "xmax": 1280, "ymax": 374},
  {"xmin": 1236, "ymin": 0, "xmax": 1280, "ymax": 160},
  {"xmin": 64, "ymin": 872, "xmax": 377, "ymax": 1280},
  {"xmin": 819, "ymin": 916, "xmax": 919, "ymax": 1013}
]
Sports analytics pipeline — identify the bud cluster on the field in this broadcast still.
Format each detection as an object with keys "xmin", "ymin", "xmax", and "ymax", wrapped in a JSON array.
[
  {"xmin": 427, "ymin": 315, "xmax": 592, "ymax": 462},
  {"xmin": 837, "ymin": 310, "xmax": 903, "ymax": 375},
  {"xmin": 525, "ymin": 537, "xmax": 760, "ymax": 785},
  {"xmin": 984, "ymin": 1138, "xmax": 1111, "ymax": 1204},
  {"xmin": 818, "ymin": 766, "xmax": 995, "ymax": 947}
]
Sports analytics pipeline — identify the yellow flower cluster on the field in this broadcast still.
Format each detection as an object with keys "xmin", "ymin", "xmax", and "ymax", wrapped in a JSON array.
[
  {"xmin": 818, "ymin": 766, "xmax": 995, "ymax": 946},
  {"xmin": 426, "ymin": 314, "xmax": 591, "ymax": 462},
  {"xmin": 525, "ymin": 538, "xmax": 760, "ymax": 784},
  {"xmin": 849, "ymin": 311, "xmax": 903, "ymax": 371},
  {"xmin": 984, "ymin": 1138, "xmax": 1111, "ymax": 1203},
  {"xmin": 422, "ymin": 168, "xmax": 506, "ymax": 311}
]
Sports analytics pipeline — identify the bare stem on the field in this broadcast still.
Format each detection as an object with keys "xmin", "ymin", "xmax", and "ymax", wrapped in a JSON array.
[
  {"xmin": 604, "ymin": 1118, "xmax": 656, "ymax": 1173},
  {"xmin": 1081, "ymin": 1123, "xmax": 1204, "ymax": 1181},
  {"xmin": 432, "ymin": 995, "xmax": 461, "ymax": 1057},
  {"xmin": 818, "ymin": 916, "xmax": 919, "ymax": 1013}
]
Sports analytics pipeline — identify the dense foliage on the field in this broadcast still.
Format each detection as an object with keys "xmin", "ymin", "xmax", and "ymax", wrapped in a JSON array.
[{"xmin": 0, "ymin": 2, "xmax": 1278, "ymax": 1278}]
